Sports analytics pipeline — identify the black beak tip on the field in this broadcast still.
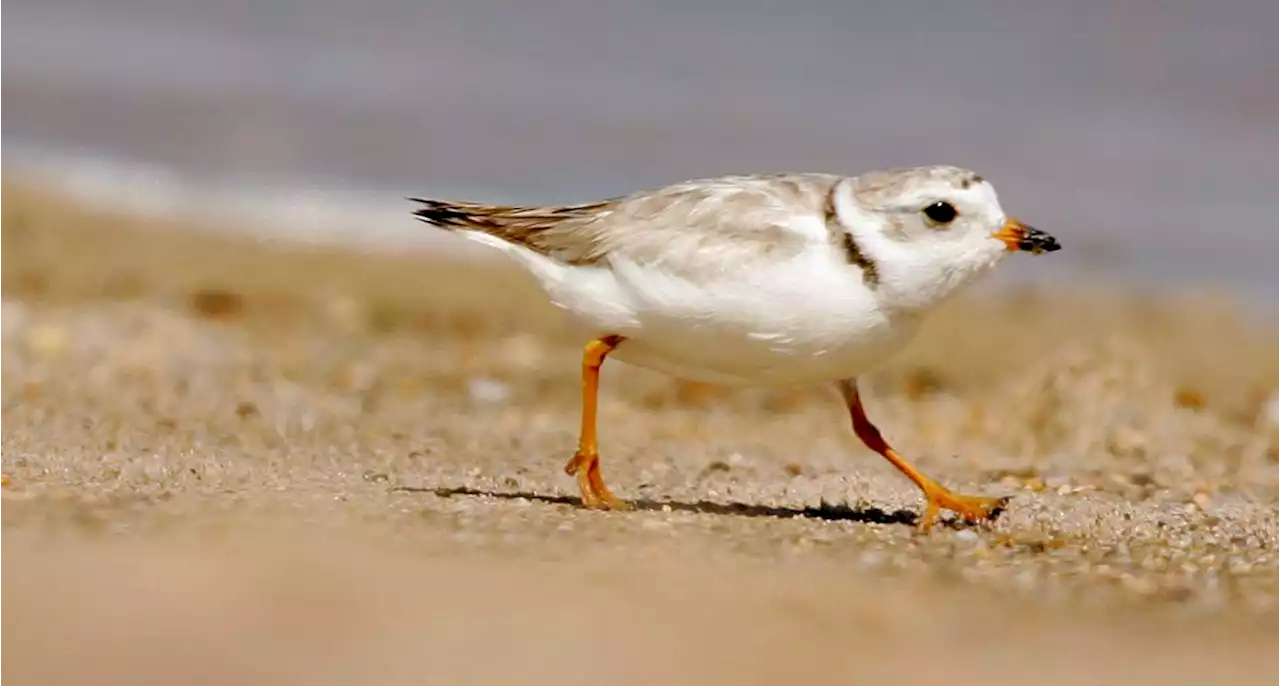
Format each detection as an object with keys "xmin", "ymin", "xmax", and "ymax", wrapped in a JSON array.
[{"xmin": 1018, "ymin": 229, "xmax": 1061, "ymax": 255}]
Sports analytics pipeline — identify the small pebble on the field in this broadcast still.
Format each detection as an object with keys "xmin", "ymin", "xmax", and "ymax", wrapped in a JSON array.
[
  {"xmin": 1045, "ymin": 475, "xmax": 1072, "ymax": 489},
  {"xmin": 467, "ymin": 378, "xmax": 512, "ymax": 404}
]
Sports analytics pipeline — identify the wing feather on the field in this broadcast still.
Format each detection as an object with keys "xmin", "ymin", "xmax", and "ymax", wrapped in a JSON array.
[{"xmin": 410, "ymin": 173, "xmax": 843, "ymax": 279}]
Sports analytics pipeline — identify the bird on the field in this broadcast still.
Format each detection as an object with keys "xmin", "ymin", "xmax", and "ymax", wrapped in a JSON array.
[{"xmin": 410, "ymin": 166, "xmax": 1060, "ymax": 532}]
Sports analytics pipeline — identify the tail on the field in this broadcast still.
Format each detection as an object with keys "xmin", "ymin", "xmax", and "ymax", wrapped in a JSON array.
[
  {"xmin": 408, "ymin": 195, "xmax": 613, "ymax": 264},
  {"xmin": 408, "ymin": 196, "xmax": 632, "ymax": 326},
  {"xmin": 407, "ymin": 196, "xmax": 576, "ymax": 284},
  {"xmin": 409, "ymin": 197, "xmax": 511, "ymax": 234},
  {"xmin": 409, "ymin": 197, "xmax": 528, "ymax": 254}
]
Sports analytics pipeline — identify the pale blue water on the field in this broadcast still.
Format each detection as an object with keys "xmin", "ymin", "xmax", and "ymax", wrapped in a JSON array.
[{"xmin": 3, "ymin": 0, "xmax": 1277, "ymax": 302}]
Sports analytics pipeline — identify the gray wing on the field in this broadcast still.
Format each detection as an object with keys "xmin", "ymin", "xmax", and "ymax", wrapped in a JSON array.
[{"xmin": 410, "ymin": 173, "xmax": 844, "ymax": 278}]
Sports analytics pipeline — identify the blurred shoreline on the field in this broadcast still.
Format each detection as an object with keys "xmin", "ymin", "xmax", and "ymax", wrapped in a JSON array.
[{"xmin": 3, "ymin": 148, "xmax": 1277, "ymax": 315}]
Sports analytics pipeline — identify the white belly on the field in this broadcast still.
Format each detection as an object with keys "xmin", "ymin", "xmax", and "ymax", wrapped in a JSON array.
[
  {"xmin": 551, "ymin": 252, "xmax": 924, "ymax": 387},
  {"xmin": 605, "ymin": 323, "xmax": 917, "ymax": 386}
]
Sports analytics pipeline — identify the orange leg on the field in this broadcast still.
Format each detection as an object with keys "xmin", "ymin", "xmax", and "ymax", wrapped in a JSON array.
[
  {"xmin": 836, "ymin": 379, "xmax": 1007, "ymax": 533},
  {"xmin": 563, "ymin": 335, "xmax": 630, "ymax": 510}
]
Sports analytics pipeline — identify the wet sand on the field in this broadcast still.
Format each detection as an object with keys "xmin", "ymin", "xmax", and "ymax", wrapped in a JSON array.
[{"xmin": 2, "ymin": 184, "xmax": 1277, "ymax": 685}]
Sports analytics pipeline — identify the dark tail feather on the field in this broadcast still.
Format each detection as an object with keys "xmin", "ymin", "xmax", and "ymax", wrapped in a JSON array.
[{"xmin": 408, "ymin": 197, "xmax": 481, "ymax": 231}]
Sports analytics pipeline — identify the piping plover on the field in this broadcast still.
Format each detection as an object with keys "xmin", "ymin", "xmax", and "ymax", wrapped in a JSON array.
[{"xmin": 411, "ymin": 166, "xmax": 1060, "ymax": 532}]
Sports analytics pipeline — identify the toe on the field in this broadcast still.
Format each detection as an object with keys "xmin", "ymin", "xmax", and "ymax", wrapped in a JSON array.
[
  {"xmin": 952, "ymin": 494, "xmax": 1009, "ymax": 525},
  {"xmin": 564, "ymin": 451, "xmax": 590, "ymax": 476},
  {"xmin": 919, "ymin": 488, "xmax": 1010, "ymax": 532},
  {"xmin": 598, "ymin": 494, "xmax": 631, "ymax": 511}
]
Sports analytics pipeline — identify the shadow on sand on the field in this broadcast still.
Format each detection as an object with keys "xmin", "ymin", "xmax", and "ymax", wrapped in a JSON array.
[{"xmin": 393, "ymin": 485, "xmax": 939, "ymax": 527}]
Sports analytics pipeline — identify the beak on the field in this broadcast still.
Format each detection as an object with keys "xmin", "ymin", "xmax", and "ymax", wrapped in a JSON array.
[{"xmin": 993, "ymin": 217, "xmax": 1061, "ymax": 254}]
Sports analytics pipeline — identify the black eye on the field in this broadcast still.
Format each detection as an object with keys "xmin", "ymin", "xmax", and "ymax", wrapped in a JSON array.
[{"xmin": 922, "ymin": 201, "xmax": 958, "ymax": 225}]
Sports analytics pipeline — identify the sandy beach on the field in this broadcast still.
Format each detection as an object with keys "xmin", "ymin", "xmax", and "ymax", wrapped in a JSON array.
[{"xmin": 2, "ymin": 184, "xmax": 1277, "ymax": 685}]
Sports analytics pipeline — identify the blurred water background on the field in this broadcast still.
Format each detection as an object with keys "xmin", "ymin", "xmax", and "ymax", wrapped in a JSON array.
[{"xmin": 3, "ymin": 0, "xmax": 1276, "ymax": 303}]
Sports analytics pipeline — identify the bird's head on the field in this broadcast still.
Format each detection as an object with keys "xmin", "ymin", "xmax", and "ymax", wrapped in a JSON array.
[{"xmin": 832, "ymin": 166, "xmax": 1059, "ymax": 309}]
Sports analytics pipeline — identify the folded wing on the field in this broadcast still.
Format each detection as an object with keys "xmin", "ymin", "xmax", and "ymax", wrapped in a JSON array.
[{"xmin": 410, "ymin": 173, "xmax": 842, "ymax": 281}]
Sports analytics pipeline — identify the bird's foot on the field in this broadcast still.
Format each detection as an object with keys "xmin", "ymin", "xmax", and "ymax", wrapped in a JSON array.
[
  {"xmin": 564, "ymin": 450, "xmax": 631, "ymax": 511},
  {"xmin": 917, "ymin": 484, "xmax": 1009, "ymax": 533}
]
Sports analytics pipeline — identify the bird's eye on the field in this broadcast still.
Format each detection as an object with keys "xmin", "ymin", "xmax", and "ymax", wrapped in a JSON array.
[{"xmin": 922, "ymin": 201, "xmax": 958, "ymax": 225}]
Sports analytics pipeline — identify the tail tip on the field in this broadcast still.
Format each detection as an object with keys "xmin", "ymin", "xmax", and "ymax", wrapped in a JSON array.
[{"xmin": 408, "ymin": 197, "xmax": 465, "ymax": 228}]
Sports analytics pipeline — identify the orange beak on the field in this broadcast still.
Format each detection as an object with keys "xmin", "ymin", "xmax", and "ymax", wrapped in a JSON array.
[{"xmin": 993, "ymin": 217, "xmax": 1061, "ymax": 254}]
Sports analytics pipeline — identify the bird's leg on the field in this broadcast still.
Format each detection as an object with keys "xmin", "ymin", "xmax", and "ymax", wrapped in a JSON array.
[
  {"xmin": 836, "ymin": 379, "xmax": 1007, "ymax": 533},
  {"xmin": 563, "ymin": 335, "xmax": 630, "ymax": 510}
]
